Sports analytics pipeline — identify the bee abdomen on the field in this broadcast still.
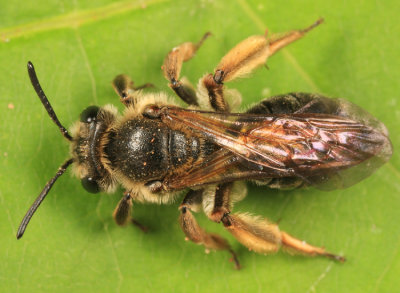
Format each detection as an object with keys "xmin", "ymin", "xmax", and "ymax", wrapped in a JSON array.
[
  {"xmin": 169, "ymin": 131, "xmax": 201, "ymax": 167},
  {"xmin": 246, "ymin": 92, "xmax": 339, "ymax": 115}
]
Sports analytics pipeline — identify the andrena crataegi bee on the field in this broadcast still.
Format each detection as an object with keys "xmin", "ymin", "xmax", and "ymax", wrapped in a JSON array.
[{"xmin": 17, "ymin": 19, "xmax": 392, "ymax": 269}]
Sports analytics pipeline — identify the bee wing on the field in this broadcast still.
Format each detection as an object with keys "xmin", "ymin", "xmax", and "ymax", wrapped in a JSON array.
[
  {"xmin": 166, "ymin": 149, "xmax": 236, "ymax": 189},
  {"xmin": 162, "ymin": 106, "xmax": 392, "ymax": 190},
  {"xmin": 166, "ymin": 148, "xmax": 277, "ymax": 190}
]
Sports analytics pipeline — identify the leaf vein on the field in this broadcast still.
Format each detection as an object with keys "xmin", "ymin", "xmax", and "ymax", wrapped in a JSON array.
[
  {"xmin": 75, "ymin": 30, "xmax": 98, "ymax": 104},
  {"xmin": 386, "ymin": 162, "xmax": 400, "ymax": 181},
  {"xmin": 373, "ymin": 237, "xmax": 400, "ymax": 292},
  {"xmin": 307, "ymin": 263, "xmax": 333, "ymax": 293},
  {"xmin": 0, "ymin": 0, "xmax": 169, "ymax": 41}
]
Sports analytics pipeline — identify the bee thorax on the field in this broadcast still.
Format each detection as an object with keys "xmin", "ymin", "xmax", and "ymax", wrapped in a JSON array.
[{"xmin": 104, "ymin": 118, "xmax": 202, "ymax": 183}]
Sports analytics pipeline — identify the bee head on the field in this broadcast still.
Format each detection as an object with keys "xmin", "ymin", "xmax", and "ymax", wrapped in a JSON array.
[
  {"xmin": 17, "ymin": 62, "xmax": 116, "ymax": 239},
  {"xmin": 70, "ymin": 104, "xmax": 118, "ymax": 194}
]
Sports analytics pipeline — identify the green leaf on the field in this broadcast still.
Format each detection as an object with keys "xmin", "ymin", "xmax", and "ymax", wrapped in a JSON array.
[{"xmin": 1, "ymin": 0, "xmax": 399, "ymax": 292}]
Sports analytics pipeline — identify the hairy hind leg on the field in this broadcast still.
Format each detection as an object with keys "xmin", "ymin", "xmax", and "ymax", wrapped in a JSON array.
[
  {"xmin": 221, "ymin": 213, "xmax": 345, "ymax": 261},
  {"xmin": 197, "ymin": 19, "xmax": 323, "ymax": 112},
  {"xmin": 202, "ymin": 181, "xmax": 345, "ymax": 261}
]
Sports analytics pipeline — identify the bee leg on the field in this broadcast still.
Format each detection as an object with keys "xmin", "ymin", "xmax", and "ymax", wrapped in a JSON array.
[
  {"xmin": 179, "ymin": 189, "xmax": 241, "ymax": 269},
  {"xmin": 268, "ymin": 18, "xmax": 324, "ymax": 57},
  {"xmin": 215, "ymin": 18, "xmax": 324, "ymax": 83},
  {"xmin": 206, "ymin": 182, "xmax": 233, "ymax": 223},
  {"xmin": 198, "ymin": 18, "xmax": 323, "ymax": 112},
  {"xmin": 113, "ymin": 192, "xmax": 148, "ymax": 232},
  {"xmin": 112, "ymin": 74, "xmax": 154, "ymax": 107},
  {"xmin": 162, "ymin": 32, "xmax": 211, "ymax": 106},
  {"xmin": 199, "ymin": 74, "xmax": 229, "ymax": 112},
  {"xmin": 221, "ymin": 213, "xmax": 345, "ymax": 262}
]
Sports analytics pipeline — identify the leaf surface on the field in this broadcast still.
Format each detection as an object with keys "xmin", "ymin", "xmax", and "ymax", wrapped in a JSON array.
[{"xmin": 1, "ymin": 1, "xmax": 399, "ymax": 292}]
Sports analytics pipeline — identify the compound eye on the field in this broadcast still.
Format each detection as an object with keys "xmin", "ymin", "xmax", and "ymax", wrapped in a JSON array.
[
  {"xmin": 81, "ymin": 176, "xmax": 100, "ymax": 193},
  {"xmin": 80, "ymin": 106, "xmax": 100, "ymax": 123}
]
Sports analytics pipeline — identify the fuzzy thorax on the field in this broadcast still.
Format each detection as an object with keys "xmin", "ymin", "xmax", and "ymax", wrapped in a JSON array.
[{"xmin": 69, "ymin": 92, "xmax": 181, "ymax": 201}]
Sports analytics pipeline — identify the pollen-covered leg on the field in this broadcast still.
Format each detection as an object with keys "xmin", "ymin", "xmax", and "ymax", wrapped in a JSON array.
[
  {"xmin": 162, "ymin": 32, "xmax": 211, "ymax": 106},
  {"xmin": 113, "ymin": 192, "xmax": 148, "ymax": 232},
  {"xmin": 198, "ymin": 19, "xmax": 323, "ymax": 112},
  {"xmin": 221, "ymin": 214, "xmax": 281, "ymax": 254},
  {"xmin": 112, "ymin": 74, "xmax": 154, "ymax": 107},
  {"xmin": 221, "ymin": 213, "xmax": 345, "ymax": 261},
  {"xmin": 214, "ymin": 18, "xmax": 323, "ymax": 83},
  {"xmin": 179, "ymin": 189, "xmax": 240, "ymax": 269}
]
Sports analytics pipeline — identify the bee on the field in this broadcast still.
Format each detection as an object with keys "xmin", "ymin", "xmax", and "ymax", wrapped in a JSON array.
[{"xmin": 17, "ymin": 19, "xmax": 392, "ymax": 269}]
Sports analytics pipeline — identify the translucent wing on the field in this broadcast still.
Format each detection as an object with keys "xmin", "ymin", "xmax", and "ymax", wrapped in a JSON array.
[
  {"xmin": 160, "ymin": 105, "xmax": 392, "ymax": 190},
  {"xmin": 166, "ymin": 149, "xmax": 277, "ymax": 190}
]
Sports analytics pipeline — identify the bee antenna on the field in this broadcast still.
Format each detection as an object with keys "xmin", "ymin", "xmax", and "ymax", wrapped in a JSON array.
[
  {"xmin": 27, "ymin": 61, "xmax": 73, "ymax": 141},
  {"xmin": 16, "ymin": 158, "xmax": 74, "ymax": 239}
]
